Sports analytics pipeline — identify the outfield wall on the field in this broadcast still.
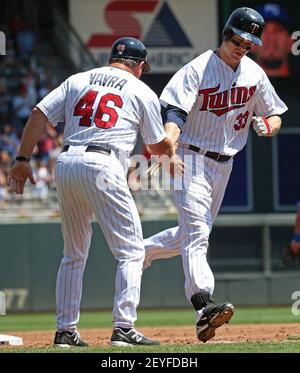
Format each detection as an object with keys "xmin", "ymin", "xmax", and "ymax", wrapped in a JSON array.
[{"xmin": 0, "ymin": 218, "xmax": 299, "ymax": 312}]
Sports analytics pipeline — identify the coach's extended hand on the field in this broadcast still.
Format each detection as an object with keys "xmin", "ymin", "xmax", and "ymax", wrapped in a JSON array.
[{"xmin": 7, "ymin": 161, "xmax": 36, "ymax": 195}]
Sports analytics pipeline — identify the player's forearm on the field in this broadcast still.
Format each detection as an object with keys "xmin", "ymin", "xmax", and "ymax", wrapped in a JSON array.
[
  {"xmin": 164, "ymin": 122, "xmax": 181, "ymax": 146},
  {"xmin": 267, "ymin": 115, "xmax": 281, "ymax": 136},
  {"xmin": 18, "ymin": 107, "xmax": 48, "ymax": 157}
]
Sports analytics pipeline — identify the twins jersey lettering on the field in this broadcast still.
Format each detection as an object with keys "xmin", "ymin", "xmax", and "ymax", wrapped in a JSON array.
[
  {"xmin": 144, "ymin": 50, "xmax": 288, "ymax": 303},
  {"xmin": 160, "ymin": 50, "xmax": 287, "ymax": 155}
]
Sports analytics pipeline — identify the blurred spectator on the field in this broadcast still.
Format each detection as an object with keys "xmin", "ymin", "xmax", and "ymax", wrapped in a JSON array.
[
  {"xmin": 0, "ymin": 168, "xmax": 8, "ymax": 207},
  {"xmin": 0, "ymin": 14, "xmax": 65, "ymax": 211},
  {"xmin": 35, "ymin": 123, "xmax": 59, "ymax": 163},
  {"xmin": 253, "ymin": 3, "xmax": 293, "ymax": 77},
  {"xmin": 15, "ymin": 23, "xmax": 36, "ymax": 60},
  {"xmin": 23, "ymin": 69, "xmax": 38, "ymax": 104},
  {"xmin": 0, "ymin": 149, "xmax": 12, "ymax": 172},
  {"xmin": 290, "ymin": 199, "xmax": 300, "ymax": 254},
  {"xmin": 0, "ymin": 83, "xmax": 11, "ymax": 123},
  {"xmin": 0, "ymin": 59, "xmax": 27, "ymax": 93},
  {"xmin": 0, "ymin": 150, "xmax": 12, "ymax": 201},
  {"xmin": 32, "ymin": 159, "xmax": 50, "ymax": 200},
  {"xmin": 12, "ymin": 84, "xmax": 34, "ymax": 133},
  {"xmin": 4, "ymin": 38, "xmax": 16, "ymax": 63},
  {"xmin": 9, "ymin": 13, "xmax": 25, "ymax": 40},
  {"xmin": 38, "ymin": 81, "xmax": 52, "ymax": 100},
  {"xmin": 0, "ymin": 123, "xmax": 20, "ymax": 158},
  {"xmin": 36, "ymin": 133, "xmax": 55, "ymax": 163},
  {"xmin": 281, "ymin": 199, "xmax": 300, "ymax": 265}
]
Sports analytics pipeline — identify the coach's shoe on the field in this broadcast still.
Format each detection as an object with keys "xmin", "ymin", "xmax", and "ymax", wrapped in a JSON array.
[
  {"xmin": 110, "ymin": 327, "xmax": 160, "ymax": 347},
  {"xmin": 54, "ymin": 331, "xmax": 89, "ymax": 348},
  {"xmin": 196, "ymin": 302, "xmax": 234, "ymax": 343}
]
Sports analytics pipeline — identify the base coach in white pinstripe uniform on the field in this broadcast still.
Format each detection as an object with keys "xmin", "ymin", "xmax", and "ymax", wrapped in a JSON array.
[
  {"xmin": 144, "ymin": 7, "xmax": 288, "ymax": 342},
  {"xmin": 8, "ymin": 37, "xmax": 183, "ymax": 348}
]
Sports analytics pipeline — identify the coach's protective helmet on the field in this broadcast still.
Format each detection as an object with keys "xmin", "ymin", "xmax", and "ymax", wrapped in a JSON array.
[
  {"xmin": 110, "ymin": 37, "xmax": 151, "ymax": 72},
  {"xmin": 222, "ymin": 7, "xmax": 265, "ymax": 46}
]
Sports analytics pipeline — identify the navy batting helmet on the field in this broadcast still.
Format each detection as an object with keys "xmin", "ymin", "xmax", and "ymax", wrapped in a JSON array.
[
  {"xmin": 223, "ymin": 7, "xmax": 265, "ymax": 46},
  {"xmin": 110, "ymin": 37, "xmax": 151, "ymax": 72}
]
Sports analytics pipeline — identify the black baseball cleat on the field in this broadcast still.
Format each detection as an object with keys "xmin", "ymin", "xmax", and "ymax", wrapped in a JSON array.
[
  {"xmin": 196, "ymin": 302, "xmax": 234, "ymax": 343},
  {"xmin": 53, "ymin": 331, "xmax": 89, "ymax": 348},
  {"xmin": 110, "ymin": 328, "xmax": 160, "ymax": 347}
]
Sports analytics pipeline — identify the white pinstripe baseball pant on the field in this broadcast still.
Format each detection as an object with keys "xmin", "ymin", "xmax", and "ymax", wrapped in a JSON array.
[
  {"xmin": 55, "ymin": 146, "xmax": 144, "ymax": 332},
  {"xmin": 144, "ymin": 146, "xmax": 233, "ymax": 301}
]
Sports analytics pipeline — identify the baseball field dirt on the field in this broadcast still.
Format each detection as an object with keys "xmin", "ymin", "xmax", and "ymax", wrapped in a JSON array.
[{"xmin": 2, "ymin": 323, "xmax": 300, "ymax": 348}]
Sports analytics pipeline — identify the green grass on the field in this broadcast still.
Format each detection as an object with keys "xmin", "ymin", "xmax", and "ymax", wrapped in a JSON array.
[
  {"xmin": 0, "ymin": 307, "xmax": 299, "ymax": 332},
  {"xmin": 1, "ymin": 307, "xmax": 300, "ymax": 353}
]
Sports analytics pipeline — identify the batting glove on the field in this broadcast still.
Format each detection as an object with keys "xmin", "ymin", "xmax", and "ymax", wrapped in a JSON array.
[{"xmin": 252, "ymin": 116, "xmax": 273, "ymax": 137}]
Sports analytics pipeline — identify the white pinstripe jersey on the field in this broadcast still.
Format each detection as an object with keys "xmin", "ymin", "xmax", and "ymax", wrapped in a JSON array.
[
  {"xmin": 37, "ymin": 66, "xmax": 166, "ymax": 154},
  {"xmin": 160, "ymin": 50, "xmax": 288, "ymax": 156}
]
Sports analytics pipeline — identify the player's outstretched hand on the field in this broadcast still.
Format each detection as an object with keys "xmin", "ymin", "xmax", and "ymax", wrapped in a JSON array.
[
  {"xmin": 7, "ymin": 162, "xmax": 36, "ymax": 195},
  {"xmin": 252, "ymin": 116, "xmax": 273, "ymax": 137},
  {"xmin": 168, "ymin": 154, "xmax": 184, "ymax": 178},
  {"xmin": 147, "ymin": 155, "xmax": 184, "ymax": 178},
  {"xmin": 146, "ymin": 162, "xmax": 161, "ymax": 176}
]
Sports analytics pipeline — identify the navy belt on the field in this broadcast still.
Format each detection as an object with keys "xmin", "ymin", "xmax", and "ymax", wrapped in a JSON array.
[
  {"xmin": 61, "ymin": 145, "xmax": 111, "ymax": 155},
  {"xmin": 188, "ymin": 145, "xmax": 232, "ymax": 162}
]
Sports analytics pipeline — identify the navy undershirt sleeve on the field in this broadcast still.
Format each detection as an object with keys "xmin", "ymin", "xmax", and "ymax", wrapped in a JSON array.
[{"xmin": 161, "ymin": 105, "xmax": 188, "ymax": 129}]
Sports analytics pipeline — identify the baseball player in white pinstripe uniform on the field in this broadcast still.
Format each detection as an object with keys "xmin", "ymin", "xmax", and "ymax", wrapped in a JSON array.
[
  {"xmin": 8, "ymin": 37, "xmax": 183, "ymax": 347},
  {"xmin": 144, "ymin": 8, "xmax": 288, "ymax": 342}
]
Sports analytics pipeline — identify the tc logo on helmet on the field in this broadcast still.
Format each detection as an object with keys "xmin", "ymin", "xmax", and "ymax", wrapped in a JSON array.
[
  {"xmin": 116, "ymin": 44, "xmax": 126, "ymax": 55},
  {"xmin": 249, "ymin": 23, "xmax": 260, "ymax": 34}
]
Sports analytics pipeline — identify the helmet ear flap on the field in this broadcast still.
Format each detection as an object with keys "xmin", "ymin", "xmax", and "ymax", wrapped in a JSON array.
[{"xmin": 223, "ymin": 29, "xmax": 233, "ymax": 41}]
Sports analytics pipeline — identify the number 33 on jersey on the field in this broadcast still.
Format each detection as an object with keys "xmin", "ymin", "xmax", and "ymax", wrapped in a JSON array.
[{"xmin": 160, "ymin": 50, "xmax": 287, "ymax": 156}]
